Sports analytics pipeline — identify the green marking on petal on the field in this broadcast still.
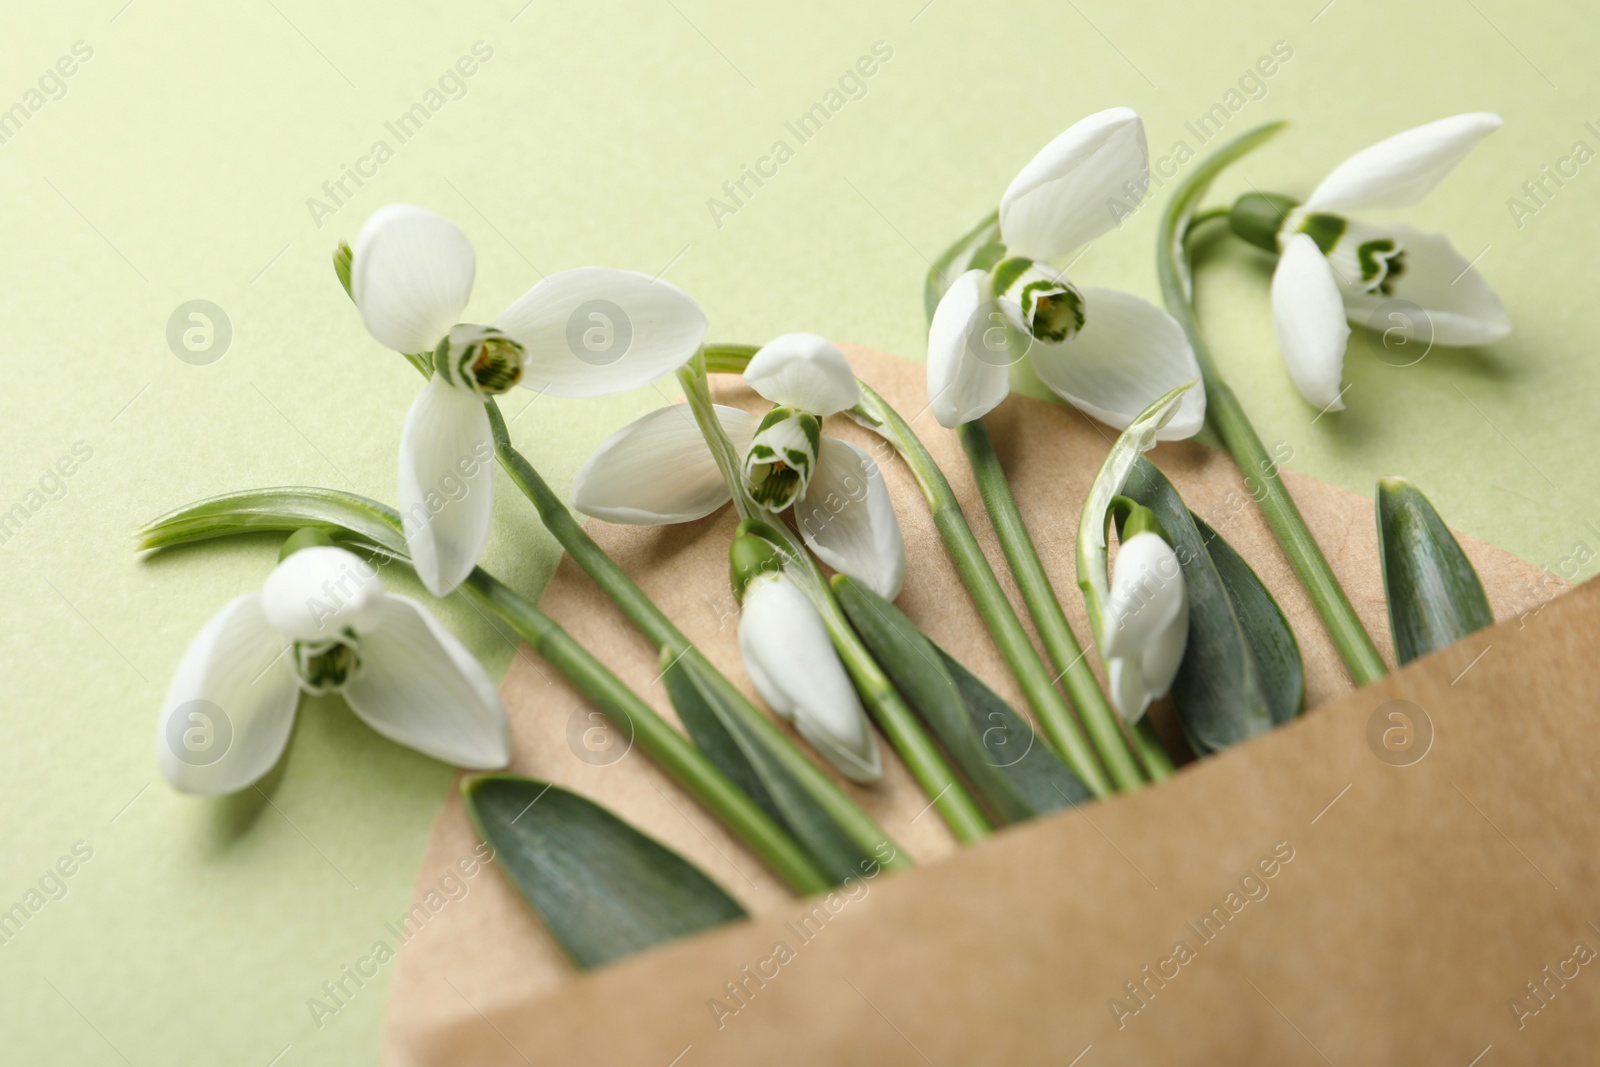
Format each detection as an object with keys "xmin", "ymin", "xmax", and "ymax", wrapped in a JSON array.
[
  {"xmin": 1299, "ymin": 213, "xmax": 1347, "ymax": 256},
  {"xmin": 989, "ymin": 256, "xmax": 1033, "ymax": 298},
  {"xmin": 436, "ymin": 324, "xmax": 527, "ymax": 397},
  {"xmin": 740, "ymin": 409, "xmax": 819, "ymax": 512},
  {"xmin": 1020, "ymin": 280, "xmax": 1085, "ymax": 343},
  {"xmin": 1357, "ymin": 238, "xmax": 1405, "ymax": 296},
  {"xmin": 295, "ymin": 636, "xmax": 362, "ymax": 695}
]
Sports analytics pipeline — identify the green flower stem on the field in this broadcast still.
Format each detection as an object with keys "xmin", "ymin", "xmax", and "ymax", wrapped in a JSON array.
[
  {"xmin": 461, "ymin": 568, "xmax": 833, "ymax": 895},
  {"xmin": 853, "ymin": 382, "xmax": 1114, "ymax": 798},
  {"xmin": 810, "ymin": 569, "xmax": 993, "ymax": 843},
  {"xmin": 135, "ymin": 485, "xmax": 834, "ymax": 895},
  {"xmin": 483, "ymin": 399, "xmax": 911, "ymax": 871},
  {"xmin": 675, "ymin": 359, "xmax": 992, "ymax": 843},
  {"xmin": 1156, "ymin": 123, "xmax": 1388, "ymax": 687},
  {"xmin": 1132, "ymin": 720, "xmax": 1175, "ymax": 781},
  {"xmin": 957, "ymin": 418, "xmax": 1147, "ymax": 791}
]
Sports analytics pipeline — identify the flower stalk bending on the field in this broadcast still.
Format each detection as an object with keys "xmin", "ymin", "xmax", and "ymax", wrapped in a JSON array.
[{"xmin": 1155, "ymin": 123, "xmax": 1388, "ymax": 686}]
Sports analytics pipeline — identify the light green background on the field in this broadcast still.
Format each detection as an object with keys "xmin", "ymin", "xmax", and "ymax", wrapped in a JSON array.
[{"xmin": 2, "ymin": 0, "xmax": 1593, "ymax": 1062}]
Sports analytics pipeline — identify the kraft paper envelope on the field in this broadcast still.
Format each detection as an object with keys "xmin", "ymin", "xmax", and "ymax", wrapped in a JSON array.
[{"xmin": 381, "ymin": 347, "xmax": 1575, "ymax": 1065}]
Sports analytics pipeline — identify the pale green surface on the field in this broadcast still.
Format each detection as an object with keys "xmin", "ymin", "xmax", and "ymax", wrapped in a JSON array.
[{"xmin": 1, "ymin": 0, "xmax": 1594, "ymax": 1062}]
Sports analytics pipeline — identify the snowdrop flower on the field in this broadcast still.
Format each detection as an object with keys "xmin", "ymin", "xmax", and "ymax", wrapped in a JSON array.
[
  {"xmin": 572, "ymin": 333, "xmax": 905, "ymax": 599},
  {"xmin": 732, "ymin": 536, "xmax": 882, "ymax": 783},
  {"xmin": 349, "ymin": 204, "xmax": 708, "ymax": 596},
  {"xmin": 156, "ymin": 543, "xmax": 510, "ymax": 795},
  {"xmin": 1101, "ymin": 529, "xmax": 1188, "ymax": 723},
  {"xmin": 1230, "ymin": 113, "xmax": 1511, "ymax": 410},
  {"xmin": 927, "ymin": 108, "xmax": 1204, "ymax": 439}
]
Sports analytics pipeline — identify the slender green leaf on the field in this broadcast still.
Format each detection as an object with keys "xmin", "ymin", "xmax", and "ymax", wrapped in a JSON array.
[
  {"xmin": 835, "ymin": 577, "xmax": 1088, "ymax": 823},
  {"xmin": 463, "ymin": 775, "xmax": 746, "ymax": 969},
  {"xmin": 137, "ymin": 487, "xmax": 405, "ymax": 556},
  {"xmin": 661, "ymin": 655, "xmax": 873, "ymax": 885},
  {"xmin": 925, "ymin": 209, "xmax": 1002, "ymax": 321},
  {"xmin": 1377, "ymin": 477, "xmax": 1493, "ymax": 665},
  {"xmin": 1193, "ymin": 514, "xmax": 1304, "ymax": 723},
  {"xmin": 1121, "ymin": 458, "xmax": 1274, "ymax": 754}
]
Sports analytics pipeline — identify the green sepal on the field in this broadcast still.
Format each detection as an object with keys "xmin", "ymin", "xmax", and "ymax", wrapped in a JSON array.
[
  {"xmin": 1116, "ymin": 500, "xmax": 1167, "ymax": 542},
  {"xmin": 462, "ymin": 774, "xmax": 746, "ymax": 970},
  {"xmin": 833, "ymin": 575, "xmax": 1089, "ymax": 824},
  {"xmin": 1376, "ymin": 477, "xmax": 1493, "ymax": 665},
  {"xmin": 728, "ymin": 535, "xmax": 784, "ymax": 601},
  {"xmin": 661, "ymin": 654, "xmax": 873, "ymax": 886},
  {"xmin": 1227, "ymin": 191, "xmax": 1299, "ymax": 252}
]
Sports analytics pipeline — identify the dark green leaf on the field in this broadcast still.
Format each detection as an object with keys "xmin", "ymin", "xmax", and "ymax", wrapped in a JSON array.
[
  {"xmin": 1377, "ymin": 477, "xmax": 1493, "ymax": 665},
  {"xmin": 835, "ymin": 577, "xmax": 1087, "ymax": 822},
  {"xmin": 936, "ymin": 648, "xmax": 1092, "ymax": 813},
  {"xmin": 463, "ymin": 775, "xmax": 746, "ymax": 970},
  {"xmin": 662, "ymin": 655, "xmax": 872, "ymax": 885},
  {"xmin": 663, "ymin": 653, "xmax": 786, "ymax": 832},
  {"xmin": 1121, "ymin": 458, "xmax": 1274, "ymax": 754},
  {"xmin": 1192, "ymin": 515, "xmax": 1304, "ymax": 723}
]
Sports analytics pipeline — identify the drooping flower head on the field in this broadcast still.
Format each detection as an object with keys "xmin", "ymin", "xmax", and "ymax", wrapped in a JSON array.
[
  {"xmin": 927, "ymin": 108, "xmax": 1204, "ymax": 440},
  {"xmin": 1230, "ymin": 114, "xmax": 1511, "ymax": 410},
  {"xmin": 347, "ymin": 205, "xmax": 709, "ymax": 596},
  {"xmin": 572, "ymin": 333, "xmax": 905, "ymax": 599},
  {"xmin": 156, "ymin": 540, "xmax": 510, "ymax": 795}
]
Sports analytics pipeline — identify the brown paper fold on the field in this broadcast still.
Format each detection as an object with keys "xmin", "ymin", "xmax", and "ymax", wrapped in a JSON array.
[{"xmin": 382, "ymin": 348, "xmax": 1572, "ymax": 1065}]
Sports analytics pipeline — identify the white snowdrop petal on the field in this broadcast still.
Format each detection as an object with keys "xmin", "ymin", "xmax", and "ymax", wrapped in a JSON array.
[
  {"xmin": 351, "ymin": 204, "xmax": 475, "ymax": 355},
  {"xmin": 572, "ymin": 404, "xmax": 759, "ymax": 524},
  {"xmin": 499, "ymin": 268, "xmax": 708, "ymax": 398},
  {"xmin": 397, "ymin": 377, "xmax": 495, "ymax": 597},
  {"xmin": 1306, "ymin": 113, "xmax": 1502, "ymax": 214},
  {"xmin": 1271, "ymin": 234, "xmax": 1352, "ymax": 410},
  {"xmin": 1026, "ymin": 287, "xmax": 1205, "ymax": 440},
  {"xmin": 260, "ymin": 546, "xmax": 387, "ymax": 641},
  {"xmin": 796, "ymin": 438, "xmax": 905, "ymax": 600},
  {"xmin": 743, "ymin": 333, "xmax": 860, "ymax": 416},
  {"xmin": 927, "ymin": 270, "xmax": 1012, "ymax": 428},
  {"xmin": 999, "ymin": 107, "xmax": 1149, "ymax": 258},
  {"xmin": 156, "ymin": 595, "xmax": 300, "ymax": 795},
  {"xmin": 737, "ymin": 575, "xmax": 882, "ymax": 783},
  {"xmin": 341, "ymin": 596, "xmax": 511, "ymax": 770}
]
